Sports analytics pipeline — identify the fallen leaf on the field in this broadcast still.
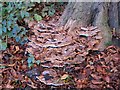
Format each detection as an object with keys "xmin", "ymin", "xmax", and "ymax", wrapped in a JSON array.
[
  {"xmin": 61, "ymin": 74, "xmax": 69, "ymax": 80},
  {"xmin": 91, "ymin": 74, "xmax": 101, "ymax": 80},
  {"xmin": 91, "ymin": 80, "xmax": 103, "ymax": 85},
  {"xmin": 95, "ymin": 36, "xmax": 102, "ymax": 40},
  {"xmin": 89, "ymin": 26, "xmax": 98, "ymax": 31},
  {"xmin": 5, "ymin": 80, "xmax": 14, "ymax": 88},
  {"xmin": 10, "ymin": 68, "xmax": 18, "ymax": 78},
  {"xmin": 104, "ymin": 76, "xmax": 110, "ymax": 83},
  {"xmin": 13, "ymin": 46, "xmax": 19, "ymax": 54},
  {"xmin": 27, "ymin": 83, "xmax": 37, "ymax": 88},
  {"xmin": 81, "ymin": 27, "xmax": 88, "ymax": 31},
  {"xmin": 28, "ymin": 21, "xmax": 36, "ymax": 28},
  {"xmin": 79, "ymin": 33, "xmax": 89, "ymax": 37},
  {"xmin": 42, "ymin": 70, "xmax": 50, "ymax": 75}
]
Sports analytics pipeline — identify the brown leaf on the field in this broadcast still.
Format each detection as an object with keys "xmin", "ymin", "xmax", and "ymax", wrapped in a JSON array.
[
  {"xmin": 76, "ymin": 80, "xmax": 83, "ymax": 88},
  {"xmin": 5, "ymin": 80, "xmax": 14, "ymax": 88},
  {"xmin": 61, "ymin": 74, "xmax": 69, "ymax": 80},
  {"xmin": 89, "ymin": 26, "xmax": 98, "ymax": 31},
  {"xmin": 0, "ymin": 62, "xmax": 16, "ymax": 67},
  {"xmin": 81, "ymin": 27, "xmax": 88, "ymax": 31},
  {"xmin": 89, "ymin": 84, "xmax": 99, "ymax": 88},
  {"xmin": 96, "ymin": 65, "xmax": 102, "ymax": 72},
  {"xmin": 105, "ymin": 76, "xmax": 110, "ymax": 83},
  {"xmin": 95, "ymin": 36, "xmax": 102, "ymax": 40},
  {"xmin": 27, "ymin": 84, "xmax": 37, "ymax": 88},
  {"xmin": 91, "ymin": 80, "xmax": 103, "ymax": 84},
  {"xmin": 89, "ymin": 31, "xmax": 97, "ymax": 36},
  {"xmin": 94, "ymin": 29, "xmax": 101, "ymax": 33},
  {"xmin": 21, "ymin": 64, "xmax": 27, "ymax": 70},
  {"xmin": 108, "ymin": 49, "xmax": 117, "ymax": 54},
  {"xmin": 13, "ymin": 46, "xmax": 20, "ymax": 54},
  {"xmin": 10, "ymin": 68, "xmax": 18, "ymax": 78},
  {"xmin": 37, "ymin": 69, "xmax": 63, "ymax": 86},
  {"xmin": 91, "ymin": 74, "xmax": 101, "ymax": 80}
]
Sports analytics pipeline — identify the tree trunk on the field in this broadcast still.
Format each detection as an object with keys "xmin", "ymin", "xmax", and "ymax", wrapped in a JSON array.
[{"xmin": 59, "ymin": 2, "xmax": 120, "ymax": 50}]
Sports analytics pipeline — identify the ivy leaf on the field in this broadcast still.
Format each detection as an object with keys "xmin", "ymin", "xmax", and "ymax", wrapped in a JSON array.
[
  {"xmin": 2, "ymin": 26, "xmax": 7, "ymax": 33},
  {"xmin": 28, "ymin": 63, "xmax": 33, "ymax": 68},
  {"xmin": 42, "ymin": 7, "xmax": 49, "ymax": 12},
  {"xmin": 8, "ymin": 3, "xmax": 13, "ymax": 13},
  {"xmin": 27, "ymin": 57, "xmax": 33, "ymax": 63},
  {"xmin": 7, "ymin": 31, "xmax": 12, "ymax": 37},
  {"xmin": 27, "ymin": 55, "xmax": 34, "ymax": 64},
  {"xmin": 12, "ymin": 25, "xmax": 20, "ymax": 35},
  {"xmin": 0, "ymin": 66, "xmax": 5, "ymax": 69},
  {"xmin": 0, "ymin": 3, "xmax": 2, "ymax": 7},
  {"xmin": 12, "ymin": 26, "xmax": 17, "ymax": 33},
  {"xmin": 9, "ymin": 13, "xmax": 14, "ymax": 19},
  {"xmin": 0, "ymin": 30, "xmax": 2, "ymax": 36},
  {"xmin": 7, "ymin": 20, "xmax": 12, "ymax": 31},
  {"xmin": 48, "ymin": 9, "xmax": 55, "ymax": 16},
  {"xmin": 20, "ymin": 11, "xmax": 25, "ymax": 18},
  {"xmin": 20, "ymin": 37, "xmax": 28, "ymax": 45},
  {"xmin": 12, "ymin": 25, "xmax": 18, "ymax": 37},
  {"xmin": 0, "ymin": 25, "xmax": 2, "ymax": 35},
  {"xmin": 36, "ymin": 60, "xmax": 40, "ymax": 65},
  {"xmin": 15, "ymin": 36, "xmax": 21, "ymax": 42},
  {"xmin": 42, "ymin": 12, "xmax": 47, "ymax": 17},
  {"xmin": 24, "ymin": 11, "xmax": 29, "ymax": 17},
  {"xmin": 27, "ymin": 54, "xmax": 35, "ymax": 67},
  {"xmin": 0, "ymin": 42, "xmax": 7, "ymax": 50},
  {"xmin": 18, "ymin": 28, "xmax": 26, "ymax": 37},
  {"xmin": 30, "ymin": 0, "xmax": 34, "ymax": 2},
  {"xmin": 2, "ymin": 20, "xmax": 6, "ymax": 26},
  {"xmin": 34, "ymin": 14, "xmax": 42, "ymax": 21}
]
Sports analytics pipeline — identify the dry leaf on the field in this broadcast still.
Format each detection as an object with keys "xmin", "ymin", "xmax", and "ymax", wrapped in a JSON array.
[
  {"xmin": 61, "ymin": 74, "xmax": 69, "ymax": 80},
  {"xmin": 91, "ymin": 74, "xmax": 101, "ymax": 80},
  {"xmin": 10, "ymin": 68, "xmax": 18, "ymax": 78},
  {"xmin": 5, "ymin": 80, "xmax": 14, "ymax": 88},
  {"xmin": 105, "ymin": 76, "xmax": 110, "ymax": 83},
  {"xmin": 13, "ymin": 46, "xmax": 20, "ymax": 54},
  {"xmin": 91, "ymin": 80, "xmax": 103, "ymax": 85},
  {"xmin": 81, "ymin": 27, "xmax": 88, "ymax": 31},
  {"xmin": 89, "ymin": 26, "xmax": 98, "ymax": 31}
]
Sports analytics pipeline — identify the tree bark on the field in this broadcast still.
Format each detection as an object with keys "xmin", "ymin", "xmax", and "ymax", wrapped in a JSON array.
[
  {"xmin": 59, "ymin": 2, "xmax": 93, "ymax": 29},
  {"xmin": 59, "ymin": 2, "xmax": 120, "ymax": 50}
]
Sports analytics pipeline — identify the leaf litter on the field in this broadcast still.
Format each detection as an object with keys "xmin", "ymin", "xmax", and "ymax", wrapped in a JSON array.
[{"xmin": 1, "ymin": 12, "xmax": 120, "ymax": 90}]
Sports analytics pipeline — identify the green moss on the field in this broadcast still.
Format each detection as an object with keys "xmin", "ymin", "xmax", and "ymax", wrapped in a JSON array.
[{"xmin": 105, "ymin": 41, "xmax": 113, "ymax": 47}]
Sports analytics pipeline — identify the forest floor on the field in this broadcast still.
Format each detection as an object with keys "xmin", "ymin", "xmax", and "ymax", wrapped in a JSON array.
[{"xmin": 1, "ymin": 6, "xmax": 120, "ymax": 90}]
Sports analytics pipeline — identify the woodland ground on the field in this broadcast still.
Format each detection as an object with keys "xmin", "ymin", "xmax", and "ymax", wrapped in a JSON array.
[{"xmin": 0, "ymin": 3, "xmax": 120, "ymax": 90}]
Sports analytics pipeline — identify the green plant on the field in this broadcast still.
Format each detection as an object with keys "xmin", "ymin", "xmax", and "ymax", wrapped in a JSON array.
[
  {"xmin": 31, "ymin": 3, "xmax": 56, "ymax": 21},
  {"xmin": 0, "ymin": 39, "xmax": 7, "ymax": 50},
  {"xmin": 34, "ymin": 14, "xmax": 42, "ymax": 21},
  {"xmin": 42, "ymin": 3, "xmax": 55, "ymax": 17},
  {"xmin": 0, "ymin": 2, "xmax": 34, "ymax": 50},
  {"xmin": 27, "ymin": 2, "xmax": 67, "ymax": 22},
  {"xmin": 105, "ymin": 41, "xmax": 113, "ymax": 47},
  {"xmin": 27, "ymin": 54, "xmax": 40, "ymax": 68},
  {"xmin": 32, "ymin": 2, "xmax": 66, "ymax": 21}
]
